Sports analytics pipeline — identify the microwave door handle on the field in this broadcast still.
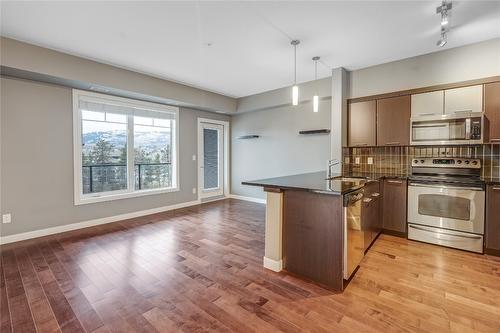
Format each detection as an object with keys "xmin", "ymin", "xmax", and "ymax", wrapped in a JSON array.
[{"xmin": 466, "ymin": 118, "xmax": 471, "ymax": 140}]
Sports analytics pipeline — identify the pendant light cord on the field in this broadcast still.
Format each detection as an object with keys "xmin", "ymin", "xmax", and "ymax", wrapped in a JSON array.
[{"xmin": 294, "ymin": 43, "xmax": 297, "ymax": 85}]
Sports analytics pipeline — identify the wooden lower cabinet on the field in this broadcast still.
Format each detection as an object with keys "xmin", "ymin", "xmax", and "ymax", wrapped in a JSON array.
[
  {"xmin": 362, "ymin": 181, "xmax": 382, "ymax": 250},
  {"xmin": 485, "ymin": 184, "xmax": 500, "ymax": 255},
  {"xmin": 382, "ymin": 178, "xmax": 408, "ymax": 235},
  {"xmin": 283, "ymin": 190, "xmax": 344, "ymax": 290}
]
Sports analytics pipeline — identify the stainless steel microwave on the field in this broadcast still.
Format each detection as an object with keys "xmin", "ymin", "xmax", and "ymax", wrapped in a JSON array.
[{"xmin": 410, "ymin": 112, "xmax": 488, "ymax": 146}]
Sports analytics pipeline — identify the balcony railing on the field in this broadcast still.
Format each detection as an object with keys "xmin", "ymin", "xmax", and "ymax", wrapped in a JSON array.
[{"xmin": 82, "ymin": 162, "xmax": 171, "ymax": 194}]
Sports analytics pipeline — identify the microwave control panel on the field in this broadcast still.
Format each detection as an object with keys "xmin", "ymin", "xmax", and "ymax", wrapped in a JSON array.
[{"xmin": 470, "ymin": 118, "xmax": 482, "ymax": 140}]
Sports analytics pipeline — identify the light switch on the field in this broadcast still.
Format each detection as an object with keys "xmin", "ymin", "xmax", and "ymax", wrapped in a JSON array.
[
  {"xmin": 192, "ymin": 155, "xmax": 196, "ymax": 161},
  {"xmin": 355, "ymin": 157, "xmax": 361, "ymax": 164},
  {"xmin": 2, "ymin": 214, "xmax": 11, "ymax": 224},
  {"xmin": 192, "ymin": 188, "xmax": 197, "ymax": 194},
  {"xmin": 367, "ymin": 157, "xmax": 374, "ymax": 165}
]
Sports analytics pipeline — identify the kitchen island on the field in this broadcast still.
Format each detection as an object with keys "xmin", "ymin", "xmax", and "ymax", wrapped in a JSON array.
[{"xmin": 243, "ymin": 171, "xmax": 375, "ymax": 291}]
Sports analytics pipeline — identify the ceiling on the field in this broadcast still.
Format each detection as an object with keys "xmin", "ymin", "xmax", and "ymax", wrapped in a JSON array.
[{"xmin": 1, "ymin": 1, "xmax": 499, "ymax": 98}]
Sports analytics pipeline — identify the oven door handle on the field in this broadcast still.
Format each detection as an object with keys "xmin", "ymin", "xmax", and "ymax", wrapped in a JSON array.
[
  {"xmin": 409, "ymin": 183, "xmax": 484, "ymax": 191},
  {"xmin": 408, "ymin": 225, "xmax": 483, "ymax": 240}
]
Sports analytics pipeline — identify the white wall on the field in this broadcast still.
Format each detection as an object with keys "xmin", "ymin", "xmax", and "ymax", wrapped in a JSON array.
[
  {"xmin": 349, "ymin": 38, "xmax": 500, "ymax": 98},
  {"xmin": 231, "ymin": 98, "xmax": 331, "ymax": 199}
]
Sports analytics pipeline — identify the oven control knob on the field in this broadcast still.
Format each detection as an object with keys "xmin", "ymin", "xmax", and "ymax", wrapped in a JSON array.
[
  {"xmin": 457, "ymin": 160, "xmax": 462, "ymax": 164},
  {"xmin": 414, "ymin": 159, "xmax": 419, "ymax": 164},
  {"xmin": 464, "ymin": 160, "xmax": 470, "ymax": 165},
  {"xmin": 472, "ymin": 161, "xmax": 478, "ymax": 165},
  {"xmin": 420, "ymin": 160, "xmax": 425, "ymax": 164}
]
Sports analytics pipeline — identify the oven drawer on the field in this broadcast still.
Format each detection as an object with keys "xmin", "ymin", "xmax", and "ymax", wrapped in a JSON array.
[
  {"xmin": 408, "ymin": 224, "xmax": 484, "ymax": 253},
  {"xmin": 408, "ymin": 184, "xmax": 485, "ymax": 234}
]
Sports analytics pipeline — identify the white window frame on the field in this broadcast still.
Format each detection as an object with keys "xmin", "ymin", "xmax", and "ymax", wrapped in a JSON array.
[{"xmin": 73, "ymin": 89, "xmax": 179, "ymax": 205}]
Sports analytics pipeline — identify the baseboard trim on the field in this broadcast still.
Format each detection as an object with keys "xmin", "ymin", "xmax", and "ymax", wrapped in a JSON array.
[
  {"xmin": 263, "ymin": 256, "xmax": 283, "ymax": 272},
  {"xmin": 485, "ymin": 248, "xmax": 500, "ymax": 257},
  {"xmin": 229, "ymin": 194, "xmax": 266, "ymax": 204},
  {"xmin": 0, "ymin": 199, "xmax": 202, "ymax": 245}
]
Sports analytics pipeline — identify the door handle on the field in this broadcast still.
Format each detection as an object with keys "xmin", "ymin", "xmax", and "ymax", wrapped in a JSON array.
[
  {"xmin": 409, "ymin": 225, "xmax": 482, "ymax": 240},
  {"xmin": 387, "ymin": 180, "xmax": 403, "ymax": 184}
]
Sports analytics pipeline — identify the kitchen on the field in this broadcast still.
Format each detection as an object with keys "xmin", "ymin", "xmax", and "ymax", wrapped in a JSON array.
[
  {"xmin": 1, "ymin": 1, "xmax": 500, "ymax": 332},
  {"xmin": 244, "ymin": 78, "xmax": 500, "ymax": 291}
]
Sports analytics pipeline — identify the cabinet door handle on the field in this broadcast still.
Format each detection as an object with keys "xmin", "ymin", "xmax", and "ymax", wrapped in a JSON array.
[
  {"xmin": 493, "ymin": 187, "xmax": 500, "ymax": 191},
  {"xmin": 490, "ymin": 139, "xmax": 500, "ymax": 142},
  {"xmin": 453, "ymin": 109, "xmax": 473, "ymax": 114},
  {"xmin": 387, "ymin": 180, "xmax": 403, "ymax": 184},
  {"xmin": 354, "ymin": 143, "xmax": 368, "ymax": 146},
  {"xmin": 385, "ymin": 142, "xmax": 400, "ymax": 146},
  {"xmin": 418, "ymin": 113, "xmax": 437, "ymax": 116}
]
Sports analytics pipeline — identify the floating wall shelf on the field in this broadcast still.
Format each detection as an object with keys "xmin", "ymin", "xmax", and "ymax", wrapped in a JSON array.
[
  {"xmin": 237, "ymin": 135, "xmax": 260, "ymax": 139},
  {"xmin": 299, "ymin": 129, "xmax": 331, "ymax": 135}
]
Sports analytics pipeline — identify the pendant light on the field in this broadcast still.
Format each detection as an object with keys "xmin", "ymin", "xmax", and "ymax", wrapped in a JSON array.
[
  {"xmin": 312, "ymin": 56, "xmax": 320, "ymax": 112},
  {"xmin": 291, "ymin": 40, "xmax": 300, "ymax": 106}
]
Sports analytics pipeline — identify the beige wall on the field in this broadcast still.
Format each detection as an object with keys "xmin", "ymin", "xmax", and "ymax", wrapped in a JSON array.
[
  {"xmin": 349, "ymin": 38, "xmax": 500, "ymax": 98},
  {"xmin": 0, "ymin": 37, "xmax": 237, "ymax": 113},
  {"xmin": 0, "ymin": 77, "xmax": 229, "ymax": 236}
]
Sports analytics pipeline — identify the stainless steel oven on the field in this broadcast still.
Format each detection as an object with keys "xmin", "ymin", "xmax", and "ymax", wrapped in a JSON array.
[
  {"xmin": 407, "ymin": 158, "xmax": 485, "ymax": 253},
  {"xmin": 410, "ymin": 112, "xmax": 487, "ymax": 146}
]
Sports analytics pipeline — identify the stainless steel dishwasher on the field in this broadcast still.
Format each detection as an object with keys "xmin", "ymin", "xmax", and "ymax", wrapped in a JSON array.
[{"xmin": 343, "ymin": 188, "xmax": 365, "ymax": 280}]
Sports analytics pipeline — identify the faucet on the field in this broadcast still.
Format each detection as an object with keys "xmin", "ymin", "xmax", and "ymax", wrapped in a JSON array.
[{"xmin": 327, "ymin": 159, "xmax": 341, "ymax": 179}]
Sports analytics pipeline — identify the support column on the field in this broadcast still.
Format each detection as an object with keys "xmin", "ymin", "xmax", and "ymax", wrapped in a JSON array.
[
  {"xmin": 331, "ymin": 67, "xmax": 348, "ymax": 173},
  {"xmin": 263, "ymin": 188, "xmax": 283, "ymax": 272}
]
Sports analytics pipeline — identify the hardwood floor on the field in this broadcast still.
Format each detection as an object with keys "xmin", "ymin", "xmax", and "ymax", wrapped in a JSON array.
[{"xmin": 1, "ymin": 198, "xmax": 500, "ymax": 333}]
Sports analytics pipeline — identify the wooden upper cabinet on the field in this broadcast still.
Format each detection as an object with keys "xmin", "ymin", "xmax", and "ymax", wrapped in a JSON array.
[
  {"xmin": 485, "ymin": 82, "xmax": 500, "ymax": 142},
  {"xmin": 444, "ymin": 85, "xmax": 483, "ymax": 115},
  {"xmin": 411, "ymin": 91, "xmax": 444, "ymax": 118},
  {"xmin": 376, "ymin": 95, "xmax": 411, "ymax": 146},
  {"xmin": 348, "ymin": 100, "xmax": 376, "ymax": 147}
]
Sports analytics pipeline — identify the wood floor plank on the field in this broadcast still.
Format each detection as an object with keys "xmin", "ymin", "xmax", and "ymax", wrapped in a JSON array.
[{"xmin": 1, "ymin": 199, "xmax": 500, "ymax": 333}]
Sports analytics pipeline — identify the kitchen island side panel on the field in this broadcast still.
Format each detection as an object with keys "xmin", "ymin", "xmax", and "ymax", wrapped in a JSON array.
[{"xmin": 283, "ymin": 190, "xmax": 344, "ymax": 291}]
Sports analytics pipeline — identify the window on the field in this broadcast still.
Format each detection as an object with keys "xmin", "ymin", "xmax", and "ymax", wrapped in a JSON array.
[{"xmin": 73, "ymin": 90, "xmax": 179, "ymax": 204}]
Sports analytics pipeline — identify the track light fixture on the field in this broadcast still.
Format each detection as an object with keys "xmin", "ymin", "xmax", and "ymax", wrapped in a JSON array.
[
  {"xmin": 291, "ymin": 39, "xmax": 300, "ymax": 106},
  {"xmin": 436, "ymin": 1, "xmax": 452, "ymax": 47}
]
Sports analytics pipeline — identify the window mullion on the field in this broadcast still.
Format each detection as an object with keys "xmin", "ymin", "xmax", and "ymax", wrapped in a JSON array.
[{"xmin": 127, "ymin": 115, "xmax": 135, "ymax": 193}]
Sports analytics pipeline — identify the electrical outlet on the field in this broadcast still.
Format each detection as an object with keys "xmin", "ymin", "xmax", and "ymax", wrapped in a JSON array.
[
  {"xmin": 2, "ymin": 214, "xmax": 11, "ymax": 224},
  {"xmin": 367, "ymin": 157, "xmax": 374, "ymax": 165},
  {"xmin": 192, "ymin": 155, "xmax": 196, "ymax": 161},
  {"xmin": 344, "ymin": 157, "xmax": 350, "ymax": 164},
  {"xmin": 355, "ymin": 157, "xmax": 361, "ymax": 164},
  {"xmin": 192, "ymin": 188, "xmax": 196, "ymax": 194}
]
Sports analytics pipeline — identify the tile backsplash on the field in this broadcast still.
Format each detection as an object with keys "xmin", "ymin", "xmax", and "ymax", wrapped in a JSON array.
[{"xmin": 342, "ymin": 145, "xmax": 500, "ymax": 180}]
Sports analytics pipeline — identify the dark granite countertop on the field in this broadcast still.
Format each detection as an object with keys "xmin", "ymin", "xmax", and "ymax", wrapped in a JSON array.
[
  {"xmin": 242, "ymin": 171, "xmax": 372, "ymax": 195},
  {"xmin": 243, "ymin": 171, "xmax": 500, "ymax": 195}
]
